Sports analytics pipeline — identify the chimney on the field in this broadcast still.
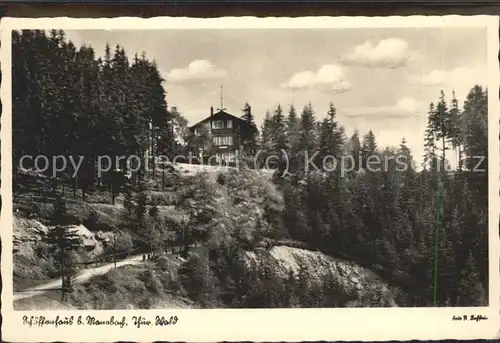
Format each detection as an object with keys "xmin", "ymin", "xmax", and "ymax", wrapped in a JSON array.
[{"xmin": 210, "ymin": 106, "xmax": 214, "ymax": 116}]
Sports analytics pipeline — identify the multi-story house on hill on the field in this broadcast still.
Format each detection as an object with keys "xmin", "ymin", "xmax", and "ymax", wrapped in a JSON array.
[{"xmin": 189, "ymin": 105, "xmax": 258, "ymax": 163}]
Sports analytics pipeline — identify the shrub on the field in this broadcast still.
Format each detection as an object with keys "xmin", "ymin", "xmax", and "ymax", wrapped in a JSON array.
[
  {"xmin": 262, "ymin": 237, "xmax": 274, "ymax": 250},
  {"xmin": 31, "ymin": 202, "xmax": 41, "ymax": 217},
  {"xmin": 138, "ymin": 269, "xmax": 162, "ymax": 295},
  {"xmin": 156, "ymin": 259, "xmax": 182, "ymax": 292},
  {"xmin": 216, "ymin": 172, "xmax": 227, "ymax": 185},
  {"xmin": 156, "ymin": 256, "xmax": 171, "ymax": 270},
  {"xmin": 275, "ymin": 239, "xmax": 308, "ymax": 249},
  {"xmin": 137, "ymin": 297, "xmax": 154, "ymax": 309},
  {"xmin": 115, "ymin": 231, "xmax": 134, "ymax": 252},
  {"xmin": 84, "ymin": 210, "xmax": 100, "ymax": 231},
  {"xmin": 149, "ymin": 191, "xmax": 176, "ymax": 206},
  {"xmin": 178, "ymin": 249, "xmax": 219, "ymax": 307},
  {"xmin": 34, "ymin": 241, "xmax": 50, "ymax": 258}
]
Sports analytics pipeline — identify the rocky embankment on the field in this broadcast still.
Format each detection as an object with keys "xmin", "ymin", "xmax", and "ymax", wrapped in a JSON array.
[
  {"xmin": 245, "ymin": 245, "xmax": 400, "ymax": 307},
  {"xmin": 13, "ymin": 215, "xmax": 115, "ymax": 289},
  {"xmin": 13, "ymin": 215, "xmax": 113, "ymax": 255}
]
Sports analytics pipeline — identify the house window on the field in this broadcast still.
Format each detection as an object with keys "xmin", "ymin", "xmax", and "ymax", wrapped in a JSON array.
[
  {"xmin": 227, "ymin": 120, "xmax": 233, "ymax": 129},
  {"xmin": 211, "ymin": 120, "xmax": 224, "ymax": 129},
  {"xmin": 214, "ymin": 136, "xmax": 233, "ymax": 146},
  {"xmin": 223, "ymin": 136, "xmax": 233, "ymax": 145},
  {"xmin": 194, "ymin": 128, "xmax": 201, "ymax": 136}
]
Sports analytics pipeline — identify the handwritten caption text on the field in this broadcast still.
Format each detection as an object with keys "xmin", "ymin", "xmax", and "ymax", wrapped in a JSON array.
[{"xmin": 22, "ymin": 315, "xmax": 179, "ymax": 329}]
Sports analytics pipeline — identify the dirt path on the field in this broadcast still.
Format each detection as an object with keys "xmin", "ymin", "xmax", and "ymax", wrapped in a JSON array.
[{"xmin": 14, "ymin": 254, "xmax": 145, "ymax": 301}]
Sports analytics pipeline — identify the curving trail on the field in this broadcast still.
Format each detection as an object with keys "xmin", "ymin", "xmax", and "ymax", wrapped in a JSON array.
[{"xmin": 14, "ymin": 254, "xmax": 145, "ymax": 301}]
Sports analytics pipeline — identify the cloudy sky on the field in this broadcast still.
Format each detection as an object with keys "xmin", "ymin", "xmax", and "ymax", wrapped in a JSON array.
[{"xmin": 65, "ymin": 28, "xmax": 487, "ymax": 163}]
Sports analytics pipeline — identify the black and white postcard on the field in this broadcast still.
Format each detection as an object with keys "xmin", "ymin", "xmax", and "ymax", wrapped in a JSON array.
[{"xmin": 1, "ymin": 15, "xmax": 499, "ymax": 342}]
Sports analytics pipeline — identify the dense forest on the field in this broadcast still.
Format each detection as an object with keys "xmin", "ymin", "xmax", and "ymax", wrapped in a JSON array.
[
  {"xmin": 12, "ymin": 29, "xmax": 488, "ymax": 307},
  {"xmin": 12, "ymin": 29, "xmax": 185, "ymax": 192},
  {"xmin": 259, "ymin": 90, "xmax": 488, "ymax": 306}
]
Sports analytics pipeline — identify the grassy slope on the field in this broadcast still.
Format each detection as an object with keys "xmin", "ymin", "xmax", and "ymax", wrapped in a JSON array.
[{"xmin": 15, "ymin": 256, "xmax": 194, "ymax": 310}]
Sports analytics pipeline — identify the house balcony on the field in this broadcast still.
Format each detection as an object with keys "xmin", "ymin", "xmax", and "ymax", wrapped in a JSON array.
[{"xmin": 210, "ymin": 127, "xmax": 238, "ymax": 134}]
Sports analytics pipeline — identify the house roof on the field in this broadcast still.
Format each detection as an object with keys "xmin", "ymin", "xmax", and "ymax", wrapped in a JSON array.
[{"xmin": 189, "ymin": 110, "xmax": 253, "ymax": 130}]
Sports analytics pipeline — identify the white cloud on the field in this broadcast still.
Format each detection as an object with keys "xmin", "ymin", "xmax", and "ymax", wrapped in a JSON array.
[
  {"xmin": 410, "ymin": 66, "xmax": 486, "ymax": 101},
  {"xmin": 346, "ymin": 97, "xmax": 422, "ymax": 118},
  {"xmin": 341, "ymin": 38, "xmax": 410, "ymax": 68},
  {"xmin": 167, "ymin": 59, "xmax": 227, "ymax": 83},
  {"xmin": 280, "ymin": 64, "xmax": 352, "ymax": 93}
]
